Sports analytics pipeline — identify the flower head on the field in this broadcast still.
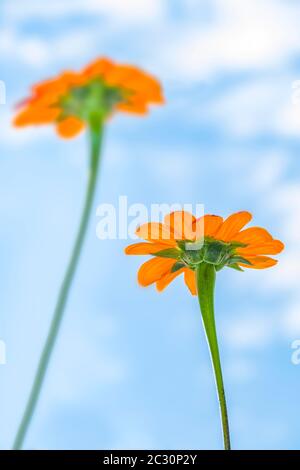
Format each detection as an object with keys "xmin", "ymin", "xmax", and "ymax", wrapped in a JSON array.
[
  {"xmin": 125, "ymin": 210, "xmax": 284, "ymax": 295},
  {"xmin": 14, "ymin": 57, "xmax": 164, "ymax": 138}
]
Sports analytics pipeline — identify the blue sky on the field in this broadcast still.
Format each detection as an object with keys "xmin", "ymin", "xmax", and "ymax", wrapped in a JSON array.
[{"xmin": 1, "ymin": 0, "xmax": 300, "ymax": 450}]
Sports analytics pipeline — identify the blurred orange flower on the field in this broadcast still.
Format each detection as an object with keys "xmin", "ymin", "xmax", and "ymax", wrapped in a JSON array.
[
  {"xmin": 14, "ymin": 57, "xmax": 164, "ymax": 138},
  {"xmin": 12, "ymin": 57, "xmax": 164, "ymax": 450},
  {"xmin": 125, "ymin": 210, "xmax": 284, "ymax": 295}
]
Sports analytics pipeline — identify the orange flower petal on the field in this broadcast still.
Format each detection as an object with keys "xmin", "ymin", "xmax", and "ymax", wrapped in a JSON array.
[
  {"xmin": 136, "ymin": 223, "xmax": 177, "ymax": 245},
  {"xmin": 125, "ymin": 242, "xmax": 173, "ymax": 255},
  {"xmin": 193, "ymin": 215, "xmax": 223, "ymax": 239},
  {"xmin": 156, "ymin": 268, "xmax": 185, "ymax": 292},
  {"xmin": 106, "ymin": 65, "xmax": 159, "ymax": 88},
  {"xmin": 123, "ymin": 76, "xmax": 164, "ymax": 103},
  {"xmin": 82, "ymin": 58, "xmax": 114, "ymax": 80},
  {"xmin": 14, "ymin": 106, "xmax": 60, "ymax": 126},
  {"xmin": 56, "ymin": 117, "xmax": 85, "ymax": 139},
  {"xmin": 117, "ymin": 97, "xmax": 148, "ymax": 115},
  {"xmin": 24, "ymin": 92, "xmax": 61, "ymax": 108},
  {"xmin": 232, "ymin": 227, "xmax": 273, "ymax": 244},
  {"xmin": 216, "ymin": 211, "xmax": 252, "ymax": 242},
  {"xmin": 29, "ymin": 72, "xmax": 85, "ymax": 107},
  {"xmin": 31, "ymin": 79, "xmax": 67, "ymax": 102},
  {"xmin": 237, "ymin": 239, "xmax": 285, "ymax": 256},
  {"xmin": 164, "ymin": 211, "xmax": 197, "ymax": 240},
  {"xmin": 184, "ymin": 269, "xmax": 197, "ymax": 295},
  {"xmin": 138, "ymin": 258, "xmax": 176, "ymax": 286},
  {"xmin": 240, "ymin": 256, "xmax": 278, "ymax": 269},
  {"xmin": 104, "ymin": 64, "xmax": 164, "ymax": 108}
]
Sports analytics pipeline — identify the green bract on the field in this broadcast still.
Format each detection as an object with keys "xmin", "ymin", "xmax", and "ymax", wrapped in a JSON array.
[
  {"xmin": 60, "ymin": 79, "xmax": 125, "ymax": 122},
  {"xmin": 154, "ymin": 237, "xmax": 251, "ymax": 271}
]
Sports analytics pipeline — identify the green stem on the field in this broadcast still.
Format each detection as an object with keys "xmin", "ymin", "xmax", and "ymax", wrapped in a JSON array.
[
  {"xmin": 13, "ymin": 118, "xmax": 104, "ymax": 450},
  {"xmin": 196, "ymin": 262, "xmax": 231, "ymax": 450}
]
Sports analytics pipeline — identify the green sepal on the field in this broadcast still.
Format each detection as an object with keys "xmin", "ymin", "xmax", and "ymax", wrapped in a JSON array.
[
  {"xmin": 171, "ymin": 262, "xmax": 186, "ymax": 273},
  {"xmin": 176, "ymin": 240, "xmax": 193, "ymax": 250},
  {"xmin": 230, "ymin": 241, "xmax": 248, "ymax": 248},
  {"xmin": 215, "ymin": 262, "xmax": 226, "ymax": 272},
  {"xmin": 228, "ymin": 263, "xmax": 244, "ymax": 272},
  {"xmin": 154, "ymin": 248, "xmax": 181, "ymax": 260},
  {"xmin": 227, "ymin": 256, "xmax": 252, "ymax": 266},
  {"xmin": 203, "ymin": 241, "xmax": 228, "ymax": 265},
  {"xmin": 60, "ymin": 79, "xmax": 124, "ymax": 123}
]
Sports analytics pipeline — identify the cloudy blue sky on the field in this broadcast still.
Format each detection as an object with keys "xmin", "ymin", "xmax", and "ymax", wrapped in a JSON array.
[{"xmin": 1, "ymin": 0, "xmax": 300, "ymax": 450}]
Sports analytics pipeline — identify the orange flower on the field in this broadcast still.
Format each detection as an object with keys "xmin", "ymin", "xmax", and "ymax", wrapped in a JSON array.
[
  {"xmin": 125, "ymin": 210, "xmax": 284, "ymax": 295},
  {"xmin": 13, "ymin": 57, "xmax": 164, "ymax": 138}
]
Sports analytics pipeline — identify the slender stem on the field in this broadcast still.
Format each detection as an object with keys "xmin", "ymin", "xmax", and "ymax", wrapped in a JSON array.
[
  {"xmin": 13, "ymin": 118, "xmax": 104, "ymax": 450},
  {"xmin": 196, "ymin": 262, "xmax": 231, "ymax": 450}
]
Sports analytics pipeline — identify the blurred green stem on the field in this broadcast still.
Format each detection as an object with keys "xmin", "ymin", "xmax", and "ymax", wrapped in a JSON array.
[
  {"xmin": 196, "ymin": 262, "xmax": 231, "ymax": 450},
  {"xmin": 13, "ymin": 117, "xmax": 104, "ymax": 450}
]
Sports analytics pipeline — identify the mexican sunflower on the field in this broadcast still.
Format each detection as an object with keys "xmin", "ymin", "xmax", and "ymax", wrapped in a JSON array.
[
  {"xmin": 12, "ymin": 57, "xmax": 164, "ymax": 451},
  {"xmin": 14, "ymin": 57, "xmax": 164, "ymax": 138},
  {"xmin": 125, "ymin": 210, "xmax": 284, "ymax": 450}
]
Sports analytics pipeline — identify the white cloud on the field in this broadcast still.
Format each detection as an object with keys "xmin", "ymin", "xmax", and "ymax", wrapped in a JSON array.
[
  {"xmin": 249, "ymin": 153, "xmax": 287, "ymax": 190},
  {"xmin": 223, "ymin": 314, "xmax": 273, "ymax": 350},
  {"xmin": 268, "ymin": 183, "xmax": 300, "ymax": 241},
  {"xmin": 0, "ymin": 109, "xmax": 53, "ymax": 147},
  {"xmin": 234, "ymin": 174, "xmax": 300, "ymax": 294},
  {"xmin": 225, "ymin": 358, "xmax": 257, "ymax": 383},
  {"xmin": 0, "ymin": 28, "xmax": 97, "ymax": 68},
  {"xmin": 45, "ymin": 314, "xmax": 128, "ymax": 403},
  {"xmin": 4, "ymin": 0, "xmax": 300, "ymax": 90},
  {"xmin": 206, "ymin": 79, "xmax": 283, "ymax": 137},
  {"xmin": 263, "ymin": 253, "xmax": 300, "ymax": 292},
  {"xmin": 275, "ymin": 101, "xmax": 300, "ymax": 137},
  {"xmin": 17, "ymin": 38, "xmax": 49, "ymax": 67},
  {"xmin": 156, "ymin": 0, "xmax": 300, "ymax": 82},
  {"xmin": 281, "ymin": 302, "xmax": 300, "ymax": 337},
  {"xmin": 193, "ymin": 75, "xmax": 300, "ymax": 138},
  {"xmin": 146, "ymin": 151, "xmax": 199, "ymax": 188},
  {"xmin": 0, "ymin": 30, "xmax": 46, "ymax": 67},
  {"xmin": 261, "ymin": 181, "xmax": 300, "ymax": 291},
  {"xmin": 2, "ymin": 0, "xmax": 164, "ymax": 68},
  {"xmin": 5, "ymin": 0, "xmax": 164, "ymax": 25}
]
